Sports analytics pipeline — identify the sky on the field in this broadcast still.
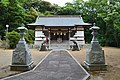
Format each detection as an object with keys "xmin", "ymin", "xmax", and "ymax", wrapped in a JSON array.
[{"xmin": 44, "ymin": 0, "xmax": 88, "ymax": 6}]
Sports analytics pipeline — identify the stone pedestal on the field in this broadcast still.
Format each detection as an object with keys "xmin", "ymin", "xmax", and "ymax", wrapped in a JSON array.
[
  {"xmin": 84, "ymin": 24, "xmax": 107, "ymax": 71},
  {"xmin": 84, "ymin": 41, "xmax": 107, "ymax": 70},
  {"xmin": 11, "ymin": 26, "xmax": 33, "ymax": 71}
]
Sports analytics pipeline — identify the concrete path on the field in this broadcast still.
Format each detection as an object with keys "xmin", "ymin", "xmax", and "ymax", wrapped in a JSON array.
[{"xmin": 2, "ymin": 50, "xmax": 89, "ymax": 80}]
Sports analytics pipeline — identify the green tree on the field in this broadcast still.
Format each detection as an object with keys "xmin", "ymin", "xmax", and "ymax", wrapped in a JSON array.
[
  {"xmin": 58, "ymin": 0, "xmax": 120, "ymax": 47},
  {"xmin": 24, "ymin": 30, "xmax": 35, "ymax": 44},
  {"xmin": 7, "ymin": 0, "xmax": 26, "ymax": 30},
  {"xmin": 23, "ymin": 0, "xmax": 59, "ymax": 15},
  {"xmin": 0, "ymin": 0, "xmax": 26, "ymax": 38},
  {"xmin": 97, "ymin": 0, "xmax": 120, "ymax": 47},
  {"xmin": 1, "ymin": 0, "xmax": 120, "ymax": 47},
  {"xmin": 0, "ymin": 0, "xmax": 9, "ymax": 39},
  {"xmin": 24, "ymin": 7, "xmax": 39, "ymax": 24}
]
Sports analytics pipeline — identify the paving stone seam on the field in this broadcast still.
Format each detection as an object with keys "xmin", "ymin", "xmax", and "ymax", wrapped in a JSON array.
[{"xmin": 65, "ymin": 50, "xmax": 90, "ymax": 80}]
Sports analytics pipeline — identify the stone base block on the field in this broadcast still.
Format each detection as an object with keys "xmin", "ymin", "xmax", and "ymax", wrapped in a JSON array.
[
  {"xmin": 10, "ymin": 62, "xmax": 33, "ymax": 71},
  {"xmin": 84, "ymin": 61, "xmax": 107, "ymax": 71}
]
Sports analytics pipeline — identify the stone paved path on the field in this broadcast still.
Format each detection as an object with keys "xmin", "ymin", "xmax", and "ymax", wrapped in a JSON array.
[{"xmin": 2, "ymin": 50, "xmax": 89, "ymax": 80}]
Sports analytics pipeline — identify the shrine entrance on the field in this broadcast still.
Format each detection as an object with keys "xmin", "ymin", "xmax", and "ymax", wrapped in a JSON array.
[
  {"xmin": 51, "ymin": 32, "xmax": 69, "ymax": 43},
  {"xmin": 51, "ymin": 30, "xmax": 69, "ymax": 43},
  {"xmin": 47, "ymin": 28, "xmax": 73, "ymax": 49}
]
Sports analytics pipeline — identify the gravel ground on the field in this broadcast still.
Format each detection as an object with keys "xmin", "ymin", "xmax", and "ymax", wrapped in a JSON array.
[
  {"xmin": 70, "ymin": 47, "xmax": 120, "ymax": 80},
  {"xmin": 0, "ymin": 48, "xmax": 49, "ymax": 79},
  {"xmin": 0, "ymin": 47, "xmax": 120, "ymax": 80}
]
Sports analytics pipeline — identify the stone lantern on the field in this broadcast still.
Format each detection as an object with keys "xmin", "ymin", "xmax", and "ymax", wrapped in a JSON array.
[
  {"xmin": 84, "ymin": 23, "xmax": 107, "ymax": 71},
  {"xmin": 11, "ymin": 24, "xmax": 33, "ymax": 71}
]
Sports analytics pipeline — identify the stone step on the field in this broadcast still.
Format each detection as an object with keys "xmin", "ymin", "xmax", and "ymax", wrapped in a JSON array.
[{"xmin": 50, "ymin": 44, "xmax": 70, "ymax": 49}]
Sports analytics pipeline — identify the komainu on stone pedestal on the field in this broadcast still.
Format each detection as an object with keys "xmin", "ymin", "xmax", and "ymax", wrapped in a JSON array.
[
  {"xmin": 72, "ymin": 41, "xmax": 80, "ymax": 51},
  {"xmin": 39, "ymin": 41, "xmax": 47, "ymax": 51}
]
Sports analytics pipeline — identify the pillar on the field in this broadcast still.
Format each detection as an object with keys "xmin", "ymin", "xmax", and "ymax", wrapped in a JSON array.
[
  {"xmin": 48, "ymin": 29, "xmax": 51, "ymax": 50},
  {"xmin": 69, "ymin": 28, "xmax": 71, "ymax": 49}
]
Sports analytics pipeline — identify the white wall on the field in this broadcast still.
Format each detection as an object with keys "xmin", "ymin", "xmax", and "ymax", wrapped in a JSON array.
[
  {"xmin": 70, "ymin": 27, "xmax": 85, "ymax": 45},
  {"xmin": 34, "ymin": 26, "xmax": 45, "ymax": 47},
  {"xmin": 35, "ymin": 31, "xmax": 43, "ymax": 37},
  {"xmin": 35, "ymin": 27, "xmax": 43, "ymax": 37},
  {"xmin": 76, "ymin": 31, "xmax": 85, "ymax": 45}
]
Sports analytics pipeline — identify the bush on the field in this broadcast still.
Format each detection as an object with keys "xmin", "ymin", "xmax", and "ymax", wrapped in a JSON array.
[
  {"xmin": 6, "ymin": 31, "xmax": 20, "ymax": 49},
  {"xmin": 24, "ymin": 30, "xmax": 35, "ymax": 44},
  {"xmin": 5, "ymin": 30, "xmax": 35, "ymax": 49},
  {"xmin": 98, "ymin": 35, "xmax": 106, "ymax": 47}
]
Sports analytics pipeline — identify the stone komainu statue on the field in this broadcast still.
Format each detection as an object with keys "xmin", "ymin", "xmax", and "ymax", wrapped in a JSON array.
[
  {"xmin": 72, "ymin": 41, "xmax": 79, "ymax": 51},
  {"xmin": 39, "ymin": 41, "xmax": 47, "ymax": 51}
]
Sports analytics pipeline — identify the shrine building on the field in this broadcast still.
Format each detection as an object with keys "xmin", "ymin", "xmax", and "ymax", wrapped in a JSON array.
[{"xmin": 28, "ymin": 15, "xmax": 91, "ymax": 49}]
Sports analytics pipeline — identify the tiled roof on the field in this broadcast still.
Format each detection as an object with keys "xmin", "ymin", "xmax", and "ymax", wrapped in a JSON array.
[{"xmin": 28, "ymin": 15, "xmax": 91, "ymax": 26}]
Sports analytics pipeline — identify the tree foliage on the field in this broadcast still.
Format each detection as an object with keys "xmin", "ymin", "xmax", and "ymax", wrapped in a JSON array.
[
  {"xmin": 6, "ymin": 30, "xmax": 35, "ymax": 49},
  {"xmin": 0, "ymin": 0, "xmax": 120, "ymax": 47},
  {"xmin": 58, "ymin": 0, "xmax": 120, "ymax": 47},
  {"xmin": 6, "ymin": 31, "xmax": 20, "ymax": 49},
  {"xmin": 24, "ymin": 30, "xmax": 35, "ymax": 44}
]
